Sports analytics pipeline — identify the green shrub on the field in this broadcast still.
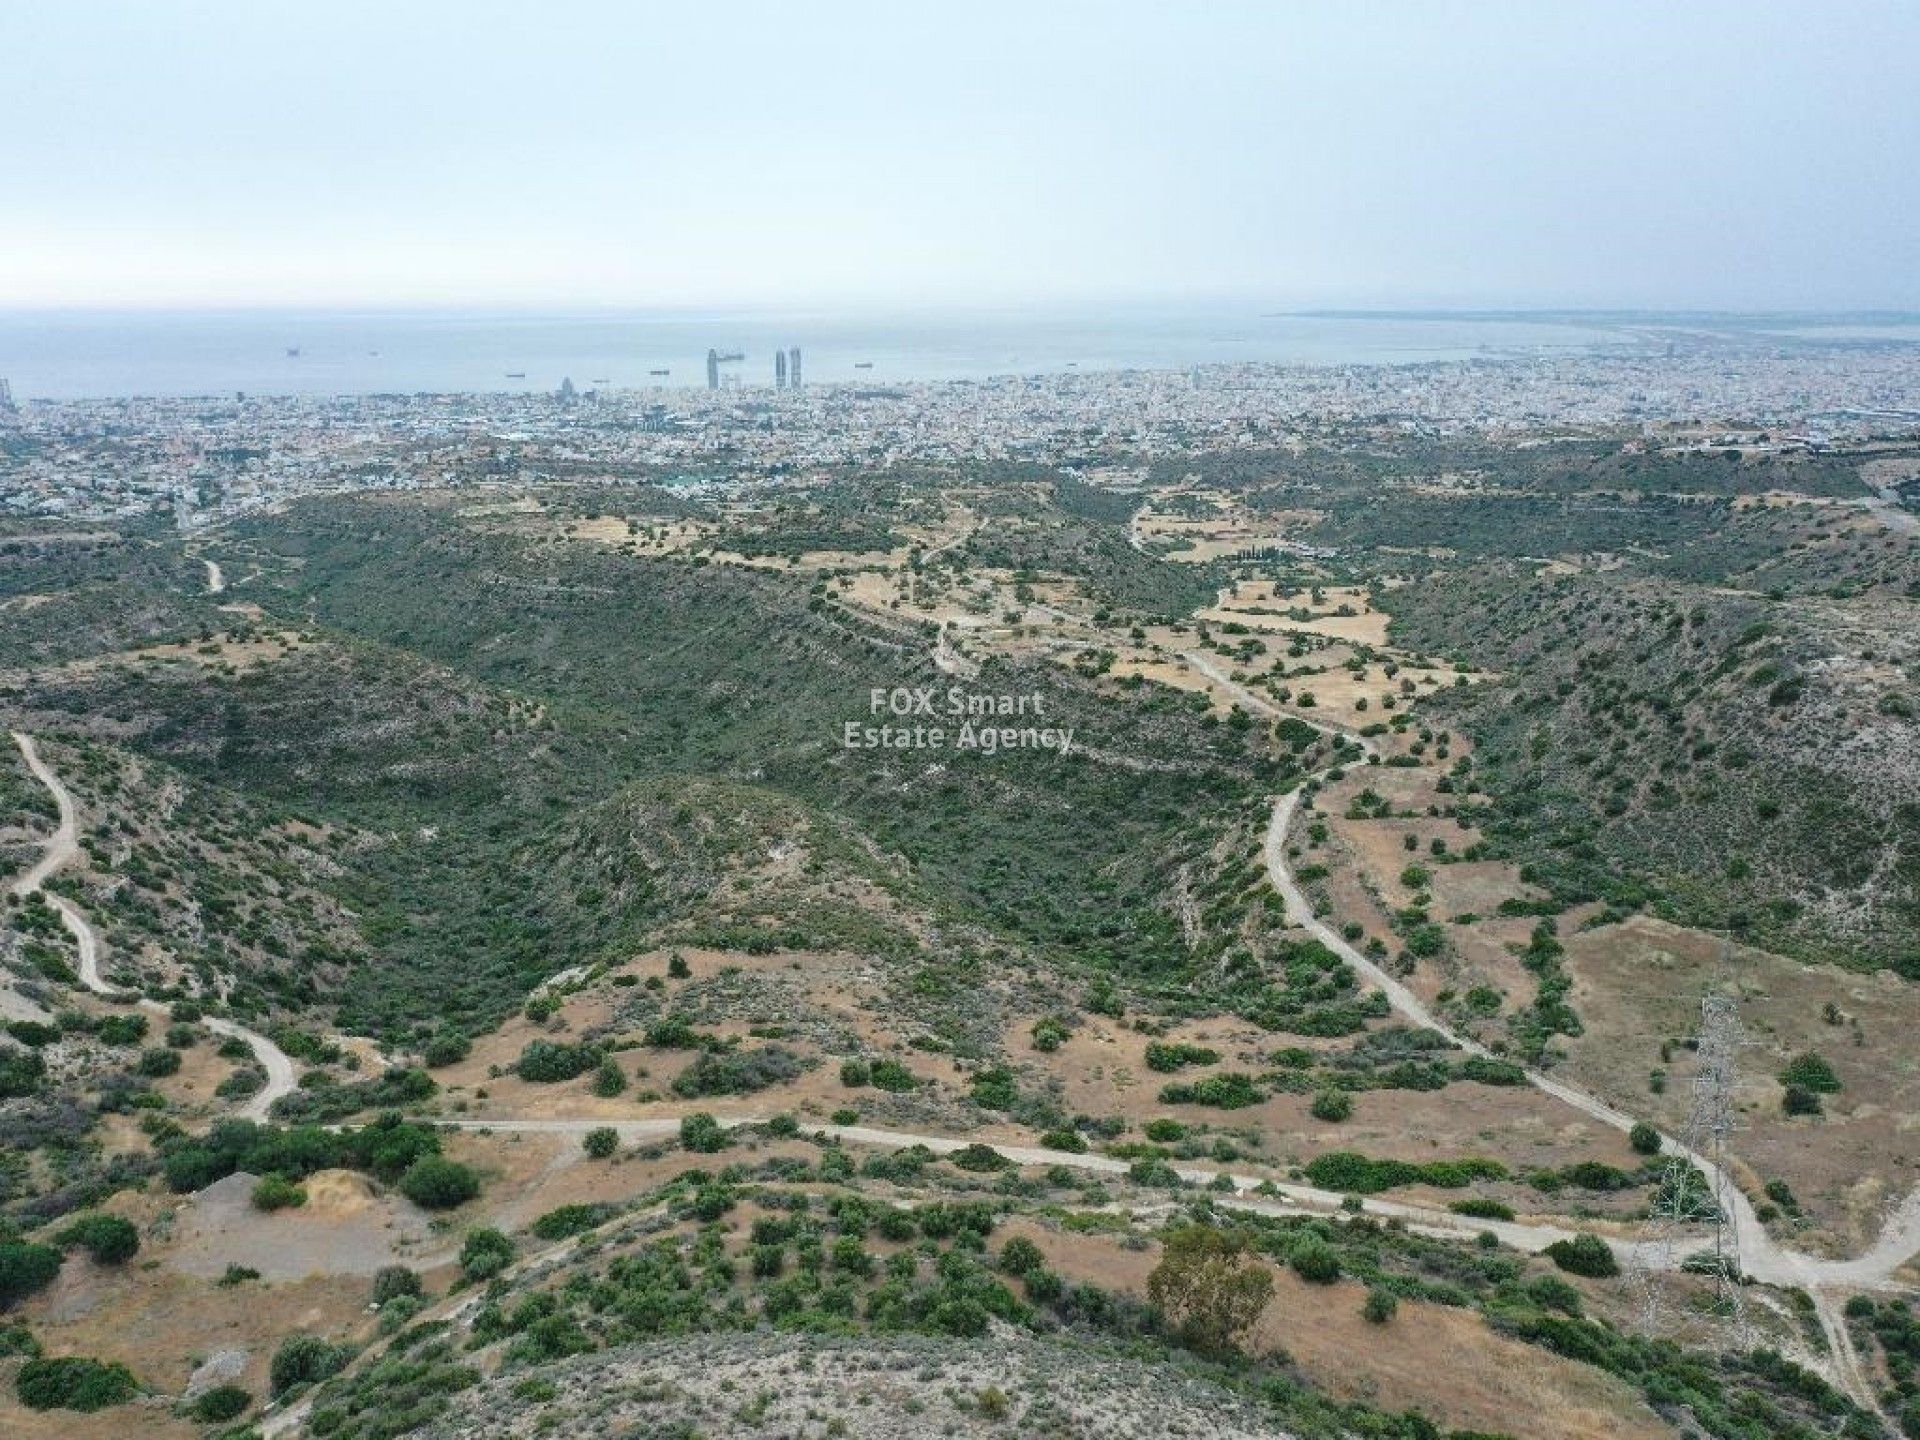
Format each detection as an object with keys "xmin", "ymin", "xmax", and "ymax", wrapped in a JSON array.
[
  {"xmin": 1157, "ymin": 1072, "xmax": 1263, "ymax": 1109},
  {"xmin": 1000, "ymin": 1237, "xmax": 1045, "ymax": 1276},
  {"xmin": 1628, "ymin": 1122, "xmax": 1662, "ymax": 1155},
  {"xmin": 1362, "ymin": 1286, "xmax": 1398, "ymax": 1323},
  {"xmin": 1778, "ymin": 1052, "xmax": 1841, "ymax": 1093},
  {"xmin": 371, "ymin": 1266, "xmax": 421, "ymax": 1306},
  {"xmin": 949, "ymin": 1143, "xmax": 1012, "ymax": 1172},
  {"xmin": 1143, "ymin": 1041, "xmax": 1221, "ymax": 1073},
  {"xmin": 1448, "ymin": 1197, "xmax": 1515, "ymax": 1221},
  {"xmin": 869, "ymin": 1059, "xmax": 917, "ymax": 1092},
  {"xmin": 0, "ymin": 1244, "xmax": 64, "ymax": 1305},
  {"xmin": 679, "ymin": 1112, "xmax": 728, "ymax": 1153},
  {"xmin": 1039, "ymin": 1128, "xmax": 1088, "ymax": 1153},
  {"xmin": 515, "ymin": 1040, "xmax": 601, "ymax": 1083},
  {"xmin": 530, "ymin": 1204, "xmax": 616, "ymax": 1241},
  {"xmin": 422, "ymin": 1031, "xmax": 471, "ymax": 1068},
  {"xmin": 54, "ymin": 1214, "xmax": 140, "ymax": 1265},
  {"xmin": 1782, "ymin": 1085, "xmax": 1823, "ymax": 1117},
  {"xmin": 1304, "ymin": 1150, "xmax": 1506, "ymax": 1194},
  {"xmin": 1310, "ymin": 1090, "xmax": 1353, "ymax": 1122},
  {"xmin": 269, "ymin": 1334, "xmax": 351, "ymax": 1396},
  {"xmin": 136, "ymin": 1047, "xmax": 181, "ymax": 1078},
  {"xmin": 459, "ymin": 1227, "xmax": 513, "ymax": 1281},
  {"xmin": 16, "ymin": 1355, "xmax": 138, "ymax": 1411},
  {"xmin": 591, "ymin": 1058, "xmax": 626, "ymax": 1098},
  {"xmin": 1290, "ymin": 1239, "xmax": 1342, "ymax": 1284},
  {"xmin": 191, "ymin": 1383, "xmax": 252, "ymax": 1422},
  {"xmin": 1030, "ymin": 1017, "xmax": 1070, "ymax": 1053},
  {"xmin": 398, "ymin": 1157, "xmax": 479, "ymax": 1210},
  {"xmin": 839, "ymin": 1058, "xmax": 871, "ymax": 1087},
  {"xmin": 252, "ymin": 1175, "xmax": 307, "ymax": 1212},
  {"xmin": 1543, "ymin": 1233, "xmax": 1618, "ymax": 1278},
  {"xmin": 582, "ymin": 1126, "xmax": 619, "ymax": 1159}
]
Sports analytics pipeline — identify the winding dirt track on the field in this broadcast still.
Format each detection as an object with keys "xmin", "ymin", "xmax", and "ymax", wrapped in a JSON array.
[{"xmin": 8, "ymin": 730, "xmax": 297, "ymax": 1121}]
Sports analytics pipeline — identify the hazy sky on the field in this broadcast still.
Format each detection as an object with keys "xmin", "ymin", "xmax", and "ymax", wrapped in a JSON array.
[{"xmin": 5, "ymin": 1, "xmax": 1917, "ymax": 311}]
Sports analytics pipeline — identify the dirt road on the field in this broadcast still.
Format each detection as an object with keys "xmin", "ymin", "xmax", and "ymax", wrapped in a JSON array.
[{"xmin": 8, "ymin": 730, "xmax": 298, "ymax": 1121}]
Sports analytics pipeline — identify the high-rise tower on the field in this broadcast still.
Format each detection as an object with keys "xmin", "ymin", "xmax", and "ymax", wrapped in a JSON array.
[
  {"xmin": 0, "ymin": 378, "xmax": 15, "ymax": 417},
  {"xmin": 788, "ymin": 347, "xmax": 802, "ymax": 388},
  {"xmin": 775, "ymin": 349, "xmax": 788, "ymax": 388},
  {"xmin": 706, "ymin": 349, "xmax": 720, "ymax": 390}
]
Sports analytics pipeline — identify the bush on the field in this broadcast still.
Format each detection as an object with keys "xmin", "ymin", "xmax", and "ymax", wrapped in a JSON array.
[
  {"xmin": 1143, "ymin": 1041, "xmax": 1221, "ymax": 1073},
  {"xmin": 530, "ymin": 1203, "xmax": 616, "ymax": 1240},
  {"xmin": 1290, "ymin": 1239, "xmax": 1342, "ymax": 1284},
  {"xmin": 839, "ymin": 1059, "xmax": 870, "ymax": 1087},
  {"xmin": 54, "ymin": 1214, "xmax": 140, "ymax": 1265},
  {"xmin": 949, "ymin": 1143, "xmax": 1012, "ymax": 1172},
  {"xmin": 582, "ymin": 1126, "xmax": 619, "ymax": 1159},
  {"xmin": 869, "ymin": 1059, "xmax": 917, "ymax": 1092},
  {"xmin": 515, "ymin": 1040, "xmax": 601, "ymax": 1083},
  {"xmin": 269, "ymin": 1334, "xmax": 351, "ymax": 1396},
  {"xmin": 671, "ymin": 1045, "xmax": 803, "ymax": 1098},
  {"xmin": 1310, "ymin": 1090, "xmax": 1353, "ymax": 1123},
  {"xmin": 252, "ymin": 1175, "xmax": 307, "ymax": 1212},
  {"xmin": 397, "ymin": 1156, "xmax": 480, "ymax": 1210},
  {"xmin": 1778, "ymin": 1052, "xmax": 1842, "ymax": 1093},
  {"xmin": 1038, "ymin": 1128, "xmax": 1087, "ymax": 1153},
  {"xmin": 1782, "ymin": 1085, "xmax": 1823, "ymax": 1117},
  {"xmin": 1448, "ymin": 1197, "xmax": 1515, "ymax": 1221},
  {"xmin": 1000, "ymin": 1237, "xmax": 1045, "ymax": 1276},
  {"xmin": 591, "ymin": 1058, "xmax": 626, "ymax": 1098},
  {"xmin": 1628, "ymin": 1121, "xmax": 1662, "ymax": 1155},
  {"xmin": 16, "ymin": 1355, "xmax": 138, "ymax": 1411},
  {"xmin": 0, "ymin": 1244, "xmax": 64, "ymax": 1305},
  {"xmin": 1157, "ymin": 1072, "xmax": 1263, "ymax": 1109},
  {"xmin": 459, "ymin": 1227, "xmax": 514, "ymax": 1281},
  {"xmin": 191, "ymin": 1383, "xmax": 252, "ymax": 1422},
  {"xmin": 1362, "ymin": 1286, "xmax": 1398, "ymax": 1323},
  {"xmin": 679, "ymin": 1112, "xmax": 728, "ymax": 1153},
  {"xmin": 1544, "ymin": 1233, "xmax": 1619, "ymax": 1278},
  {"xmin": 1030, "ymin": 1017, "xmax": 1070, "ymax": 1052},
  {"xmin": 136, "ymin": 1047, "xmax": 181, "ymax": 1078},
  {"xmin": 422, "ymin": 1032, "xmax": 471, "ymax": 1068},
  {"xmin": 371, "ymin": 1266, "xmax": 421, "ymax": 1306}
]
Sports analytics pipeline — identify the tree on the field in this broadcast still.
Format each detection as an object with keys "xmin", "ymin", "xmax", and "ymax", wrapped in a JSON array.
[
  {"xmin": 54, "ymin": 1214, "xmax": 140, "ymax": 1265},
  {"xmin": 1147, "ymin": 1225, "xmax": 1275, "ymax": 1357},
  {"xmin": 397, "ymin": 1156, "xmax": 479, "ymax": 1210},
  {"xmin": 582, "ymin": 1126, "xmax": 618, "ymax": 1159},
  {"xmin": 1628, "ymin": 1121, "xmax": 1662, "ymax": 1156}
]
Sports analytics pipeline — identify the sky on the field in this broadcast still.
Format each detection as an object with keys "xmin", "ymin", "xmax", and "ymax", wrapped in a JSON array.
[{"xmin": 4, "ymin": 0, "xmax": 1918, "ymax": 312}]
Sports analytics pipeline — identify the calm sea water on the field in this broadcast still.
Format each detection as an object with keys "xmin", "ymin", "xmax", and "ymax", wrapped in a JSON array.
[{"xmin": 0, "ymin": 306, "xmax": 1888, "ymax": 401}]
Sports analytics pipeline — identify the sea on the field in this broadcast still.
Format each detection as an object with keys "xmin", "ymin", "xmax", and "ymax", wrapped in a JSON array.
[{"xmin": 0, "ymin": 306, "xmax": 1913, "ymax": 401}]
